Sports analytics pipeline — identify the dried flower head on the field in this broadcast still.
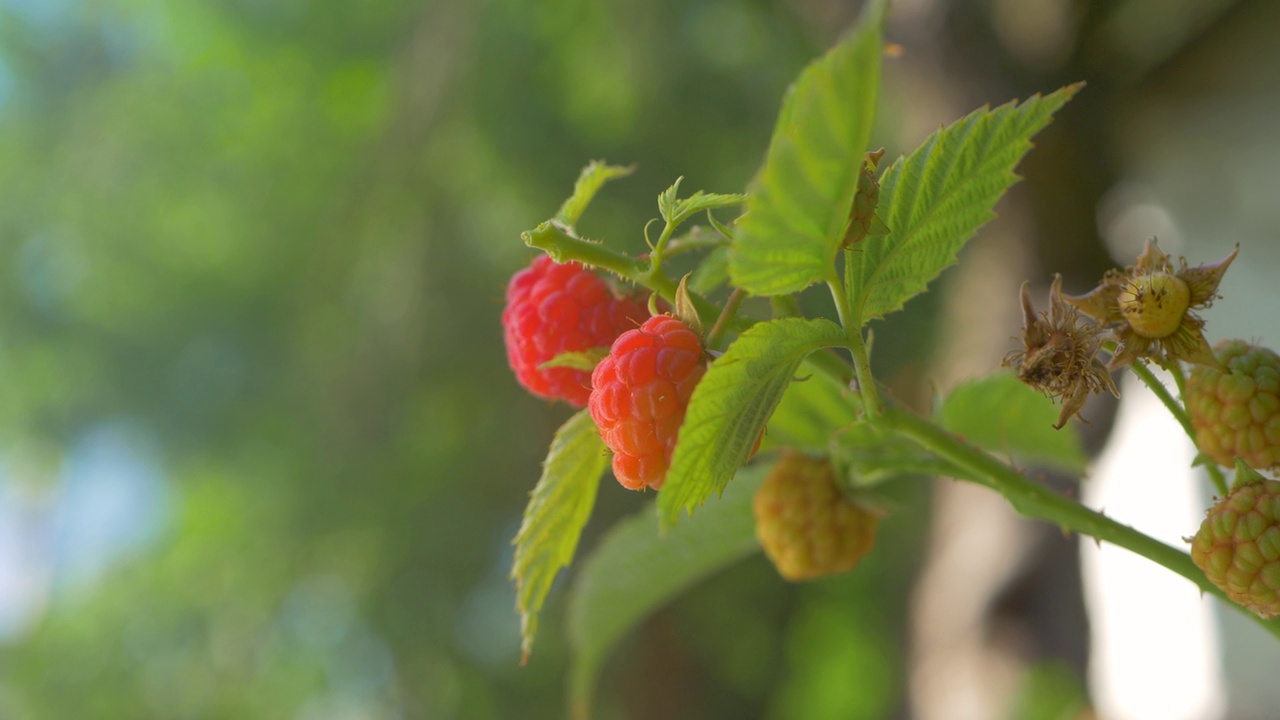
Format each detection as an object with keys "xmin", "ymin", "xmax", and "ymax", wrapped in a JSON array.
[
  {"xmin": 1064, "ymin": 238, "xmax": 1238, "ymax": 371},
  {"xmin": 1003, "ymin": 274, "xmax": 1119, "ymax": 429}
]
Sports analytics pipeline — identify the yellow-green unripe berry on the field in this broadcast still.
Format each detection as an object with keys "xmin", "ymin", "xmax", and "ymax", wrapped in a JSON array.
[
  {"xmin": 1191, "ymin": 470, "xmax": 1280, "ymax": 619},
  {"xmin": 1187, "ymin": 340, "xmax": 1280, "ymax": 470},
  {"xmin": 1118, "ymin": 272, "xmax": 1191, "ymax": 338},
  {"xmin": 753, "ymin": 452, "xmax": 879, "ymax": 581}
]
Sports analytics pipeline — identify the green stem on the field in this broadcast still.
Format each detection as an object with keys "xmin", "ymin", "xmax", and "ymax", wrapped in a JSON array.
[
  {"xmin": 1166, "ymin": 359, "xmax": 1189, "ymax": 400},
  {"xmin": 884, "ymin": 404, "xmax": 1280, "ymax": 639},
  {"xmin": 524, "ymin": 222, "xmax": 648, "ymax": 282},
  {"xmin": 1130, "ymin": 361, "xmax": 1229, "ymax": 496},
  {"xmin": 706, "ymin": 288, "xmax": 746, "ymax": 351},
  {"xmin": 525, "ymin": 221, "xmax": 735, "ymax": 329},
  {"xmin": 649, "ymin": 221, "xmax": 678, "ymax": 277},
  {"xmin": 826, "ymin": 277, "xmax": 881, "ymax": 417},
  {"xmin": 1130, "ymin": 362, "xmax": 1194, "ymax": 437}
]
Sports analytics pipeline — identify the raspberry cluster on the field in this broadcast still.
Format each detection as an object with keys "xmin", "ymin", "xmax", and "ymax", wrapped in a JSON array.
[
  {"xmin": 503, "ymin": 256, "xmax": 648, "ymax": 407},
  {"xmin": 588, "ymin": 315, "xmax": 706, "ymax": 491},
  {"xmin": 1186, "ymin": 340, "xmax": 1280, "ymax": 470},
  {"xmin": 753, "ymin": 452, "xmax": 879, "ymax": 581}
]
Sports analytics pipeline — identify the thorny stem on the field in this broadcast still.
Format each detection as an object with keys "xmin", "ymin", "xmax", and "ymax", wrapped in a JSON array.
[
  {"xmin": 525, "ymin": 221, "xmax": 722, "ymax": 329},
  {"xmin": 1166, "ymin": 358, "xmax": 1189, "ymax": 400},
  {"xmin": 1129, "ymin": 361, "xmax": 1229, "ymax": 496},
  {"xmin": 884, "ymin": 403, "xmax": 1280, "ymax": 640}
]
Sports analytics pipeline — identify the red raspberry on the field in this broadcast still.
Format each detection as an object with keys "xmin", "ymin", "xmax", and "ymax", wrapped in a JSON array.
[
  {"xmin": 503, "ymin": 256, "xmax": 649, "ymax": 407},
  {"xmin": 753, "ymin": 452, "xmax": 879, "ymax": 581},
  {"xmin": 588, "ymin": 315, "xmax": 706, "ymax": 491}
]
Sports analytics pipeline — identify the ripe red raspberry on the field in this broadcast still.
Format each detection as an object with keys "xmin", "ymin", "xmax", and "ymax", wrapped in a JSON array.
[
  {"xmin": 753, "ymin": 452, "xmax": 879, "ymax": 581},
  {"xmin": 1190, "ymin": 468, "xmax": 1280, "ymax": 618},
  {"xmin": 1186, "ymin": 340, "xmax": 1280, "ymax": 470},
  {"xmin": 503, "ymin": 256, "xmax": 649, "ymax": 407},
  {"xmin": 588, "ymin": 315, "xmax": 705, "ymax": 491}
]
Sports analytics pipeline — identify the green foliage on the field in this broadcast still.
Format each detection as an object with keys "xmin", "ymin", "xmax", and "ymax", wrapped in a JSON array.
[
  {"xmin": 556, "ymin": 162, "xmax": 636, "ymax": 227},
  {"xmin": 848, "ymin": 84, "xmax": 1082, "ymax": 323},
  {"xmin": 658, "ymin": 318, "xmax": 848, "ymax": 527},
  {"xmin": 688, "ymin": 244, "xmax": 731, "ymax": 294},
  {"xmin": 566, "ymin": 463, "xmax": 768, "ymax": 719},
  {"xmin": 512, "ymin": 409, "xmax": 609, "ymax": 661},
  {"xmin": 1008, "ymin": 662, "xmax": 1090, "ymax": 720},
  {"xmin": 657, "ymin": 176, "xmax": 746, "ymax": 228},
  {"xmin": 538, "ymin": 348, "xmax": 609, "ymax": 372},
  {"xmin": 729, "ymin": 0, "xmax": 885, "ymax": 295},
  {"xmin": 762, "ymin": 357, "xmax": 861, "ymax": 451},
  {"xmin": 937, "ymin": 372, "xmax": 1087, "ymax": 473}
]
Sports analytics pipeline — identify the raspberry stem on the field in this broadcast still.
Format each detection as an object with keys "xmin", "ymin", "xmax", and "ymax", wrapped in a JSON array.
[
  {"xmin": 827, "ymin": 276, "xmax": 881, "ymax": 418},
  {"xmin": 886, "ymin": 402, "xmax": 1280, "ymax": 638},
  {"xmin": 706, "ymin": 288, "xmax": 746, "ymax": 351},
  {"xmin": 1128, "ymin": 359, "xmax": 1230, "ymax": 496},
  {"xmin": 1129, "ymin": 361, "xmax": 1194, "ymax": 437}
]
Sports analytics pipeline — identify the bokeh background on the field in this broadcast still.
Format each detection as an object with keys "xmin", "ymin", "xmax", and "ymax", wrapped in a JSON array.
[{"xmin": 1, "ymin": 0, "xmax": 1277, "ymax": 718}]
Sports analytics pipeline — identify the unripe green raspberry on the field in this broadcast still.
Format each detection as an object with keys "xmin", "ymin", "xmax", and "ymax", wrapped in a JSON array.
[
  {"xmin": 1186, "ymin": 340, "xmax": 1280, "ymax": 470},
  {"xmin": 753, "ymin": 453, "xmax": 879, "ymax": 581},
  {"xmin": 1190, "ymin": 468, "xmax": 1280, "ymax": 618}
]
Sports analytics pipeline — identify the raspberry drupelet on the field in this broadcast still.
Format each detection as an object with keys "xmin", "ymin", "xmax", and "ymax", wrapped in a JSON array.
[
  {"xmin": 503, "ymin": 256, "xmax": 649, "ymax": 407},
  {"xmin": 588, "ymin": 315, "xmax": 706, "ymax": 491}
]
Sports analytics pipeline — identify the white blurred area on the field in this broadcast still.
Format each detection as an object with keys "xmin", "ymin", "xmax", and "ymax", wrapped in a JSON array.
[{"xmin": 1081, "ymin": 372, "xmax": 1224, "ymax": 720}]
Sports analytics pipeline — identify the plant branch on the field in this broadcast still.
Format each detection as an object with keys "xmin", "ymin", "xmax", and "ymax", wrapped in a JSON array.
[
  {"xmin": 826, "ymin": 276, "xmax": 881, "ymax": 417},
  {"xmin": 706, "ymin": 288, "xmax": 746, "ymax": 351},
  {"xmin": 883, "ymin": 403, "xmax": 1280, "ymax": 639}
]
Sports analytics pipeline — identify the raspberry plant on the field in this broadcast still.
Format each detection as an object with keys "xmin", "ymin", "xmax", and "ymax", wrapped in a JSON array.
[{"xmin": 503, "ymin": 1, "xmax": 1280, "ymax": 715}]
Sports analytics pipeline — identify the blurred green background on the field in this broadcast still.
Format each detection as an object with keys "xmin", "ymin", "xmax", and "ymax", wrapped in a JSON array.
[{"xmin": 0, "ymin": 0, "xmax": 1276, "ymax": 718}]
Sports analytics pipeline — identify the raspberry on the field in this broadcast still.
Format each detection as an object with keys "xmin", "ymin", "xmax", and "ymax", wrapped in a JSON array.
[
  {"xmin": 753, "ymin": 452, "xmax": 879, "ymax": 581},
  {"xmin": 503, "ymin": 256, "xmax": 649, "ymax": 407},
  {"xmin": 1190, "ymin": 468, "xmax": 1280, "ymax": 618},
  {"xmin": 1186, "ymin": 340, "xmax": 1280, "ymax": 470},
  {"xmin": 588, "ymin": 315, "xmax": 706, "ymax": 491}
]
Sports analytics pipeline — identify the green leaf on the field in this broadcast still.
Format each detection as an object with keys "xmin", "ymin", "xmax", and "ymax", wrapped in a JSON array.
[
  {"xmin": 511, "ymin": 409, "xmax": 609, "ymax": 662},
  {"xmin": 850, "ymin": 83, "xmax": 1082, "ymax": 322},
  {"xmin": 658, "ymin": 177, "xmax": 746, "ymax": 228},
  {"xmin": 555, "ymin": 161, "xmax": 635, "ymax": 227},
  {"xmin": 658, "ymin": 318, "xmax": 847, "ymax": 526},
  {"xmin": 538, "ymin": 348, "xmax": 609, "ymax": 372},
  {"xmin": 763, "ymin": 355, "xmax": 860, "ymax": 451},
  {"xmin": 688, "ymin": 244, "xmax": 731, "ymax": 295},
  {"xmin": 936, "ymin": 372, "xmax": 1087, "ymax": 473},
  {"xmin": 729, "ymin": 0, "xmax": 886, "ymax": 295},
  {"xmin": 567, "ymin": 462, "xmax": 767, "ymax": 719}
]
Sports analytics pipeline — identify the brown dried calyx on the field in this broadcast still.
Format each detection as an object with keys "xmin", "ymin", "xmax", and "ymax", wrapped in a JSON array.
[{"xmin": 1003, "ymin": 274, "xmax": 1119, "ymax": 429}]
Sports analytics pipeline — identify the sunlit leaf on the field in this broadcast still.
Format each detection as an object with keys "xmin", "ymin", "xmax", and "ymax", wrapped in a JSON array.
[
  {"xmin": 556, "ymin": 161, "xmax": 635, "ymax": 227},
  {"xmin": 658, "ymin": 318, "xmax": 847, "ymax": 526},
  {"xmin": 729, "ymin": 0, "xmax": 886, "ymax": 295},
  {"xmin": 511, "ymin": 409, "xmax": 608, "ymax": 662},
  {"xmin": 762, "ymin": 355, "xmax": 860, "ymax": 451},
  {"xmin": 849, "ymin": 84, "xmax": 1082, "ymax": 322}
]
